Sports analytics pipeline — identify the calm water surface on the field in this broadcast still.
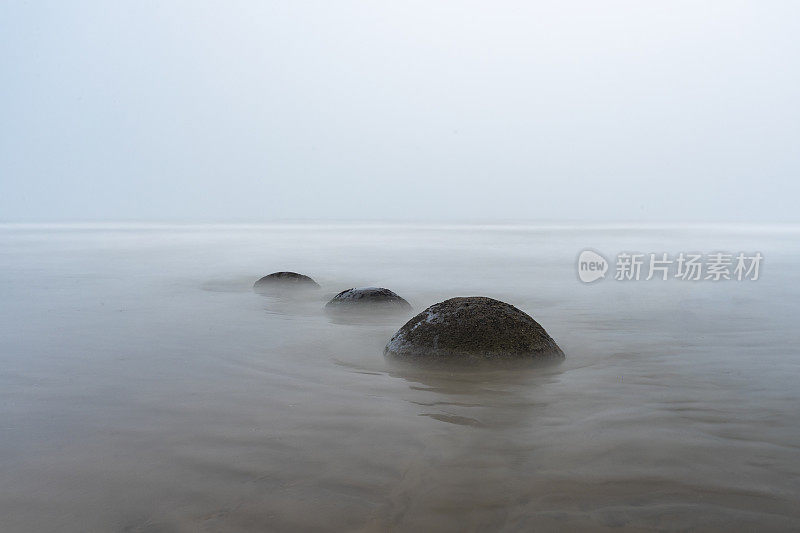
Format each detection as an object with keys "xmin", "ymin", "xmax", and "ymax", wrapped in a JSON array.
[{"xmin": 1, "ymin": 224, "xmax": 799, "ymax": 532}]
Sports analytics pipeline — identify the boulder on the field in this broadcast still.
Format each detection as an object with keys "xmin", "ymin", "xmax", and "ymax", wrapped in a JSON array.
[
  {"xmin": 254, "ymin": 272, "xmax": 319, "ymax": 291},
  {"xmin": 384, "ymin": 297, "xmax": 563, "ymax": 362},
  {"xmin": 325, "ymin": 287, "xmax": 411, "ymax": 312}
]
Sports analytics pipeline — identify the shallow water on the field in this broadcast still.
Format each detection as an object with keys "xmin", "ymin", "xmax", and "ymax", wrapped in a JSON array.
[{"xmin": 1, "ymin": 223, "xmax": 799, "ymax": 532}]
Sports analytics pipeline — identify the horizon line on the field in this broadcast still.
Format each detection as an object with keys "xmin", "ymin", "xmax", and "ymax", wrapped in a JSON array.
[{"xmin": 2, "ymin": 221, "xmax": 800, "ymax": 232}]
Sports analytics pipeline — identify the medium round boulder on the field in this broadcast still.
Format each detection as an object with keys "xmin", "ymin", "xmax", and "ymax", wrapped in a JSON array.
[
  {"xmin": 253, "ymin": 272, "xmax": 319, "ymax": 292},
  {"xmin": 384, "ymin": 297, "xmax": 563, "ymax": 362},
  {"xmin": 325, "ymin": 287, "xmax": 411, "ymax": 313}
]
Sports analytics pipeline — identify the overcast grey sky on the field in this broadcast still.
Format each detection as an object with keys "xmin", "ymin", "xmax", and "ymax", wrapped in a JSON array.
[{"xmin": 1, "ymin": 1, "xmax": 799, "ymax": 223}]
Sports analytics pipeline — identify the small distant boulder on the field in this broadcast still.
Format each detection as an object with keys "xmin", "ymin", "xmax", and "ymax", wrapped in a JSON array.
[
  {"xmin": 325, "ymin": 287, "xmax": 411, "ymax": 313},
  {"xmin": 254, "ymin": 272, "xmax": 319, "ymax": 292},
  {"xmin": 384, "ymin": 297, "xmax": 563, "ymax": 362}
]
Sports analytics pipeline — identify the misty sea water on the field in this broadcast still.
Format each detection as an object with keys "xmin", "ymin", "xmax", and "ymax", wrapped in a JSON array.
[{"xmin": 1, "ymin": 223, "xmax": 799, "ymax": 532}]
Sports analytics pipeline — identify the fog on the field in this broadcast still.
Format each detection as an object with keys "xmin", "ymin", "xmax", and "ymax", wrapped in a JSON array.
[{"xmin": 1, "ymin": 1, "xmax": 799, "ymax": 223}]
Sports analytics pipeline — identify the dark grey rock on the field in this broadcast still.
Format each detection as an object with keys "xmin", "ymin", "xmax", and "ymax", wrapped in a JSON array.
[
  {"xmin": 325, "ymin": 287, "xmax": 411, "ymax": 313},
  {"xmin": 254, "ymin": 272, "xmax": 319, "ymax": 291},
  {"xmin": 384, "ymin": 297, "xmax": 563, "ymax": 362}
]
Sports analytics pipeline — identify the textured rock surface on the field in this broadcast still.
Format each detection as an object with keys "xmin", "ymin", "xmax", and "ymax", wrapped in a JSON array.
[
  {"xmin": 253, "ymin": 272, "xmax": 319, "ymax": 291},
  {"xmin": 384, "ymin": 297, "xmax": 563, "ymax": 361},
  {"xmin": 325, "ymin": 287, "xmax": 411, "ymax": 312}
]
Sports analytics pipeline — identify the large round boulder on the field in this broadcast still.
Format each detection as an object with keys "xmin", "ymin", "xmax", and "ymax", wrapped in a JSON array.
[
  {"xmin": 325, "ymin": 287, "xmax": 411, "ymax": 313},
  {"xmin": 253, "ymin": 272, "xmax": 319, "ymax": 292},
  {"xmin": 384, "ymin": 297, "xmax": 563, "ymax": 362}
]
